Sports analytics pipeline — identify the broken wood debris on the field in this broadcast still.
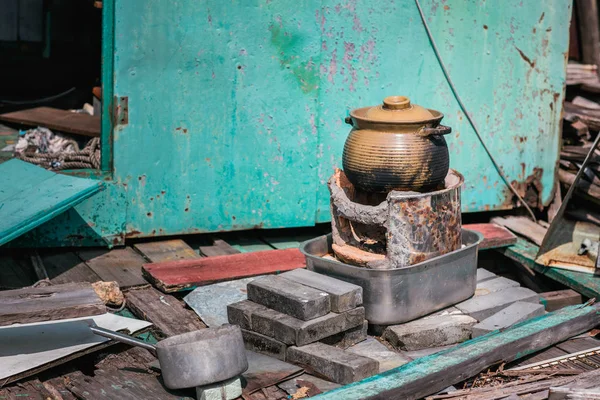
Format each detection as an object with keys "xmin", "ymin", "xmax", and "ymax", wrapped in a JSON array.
[{"xmin": 0, "ymin": 282, "xmax": 106, "ymax": 326}]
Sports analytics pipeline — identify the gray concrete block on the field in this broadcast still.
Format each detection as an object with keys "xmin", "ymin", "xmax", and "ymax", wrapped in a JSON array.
[
  {"xmin": 241, "ymin": 329, "xmax": 287, "ymax": 361},
  {"xmin": 383, "ymin": 314, "xmax": 477, "ymax": 351},
  {"xmin": 475, "ymin": 277, "xmax": 520, "ymax": 296},
  {"xmin": 472, "ymin": 301, "xmax": 546, "ymax": 337},
  {"xmin": 196, "ymin": 376, "xmax": 242, "ymax": 400},
  {"xmin": 267, "ymin": 307, "xmax": 365, "ymax": 346},
  {"xmin": 455, "ymin": 287, "xmax": 540, "ymax": 321},
  {"xmin": 281, "ymin": 269, "xmax": 362, "ymax": 312},
  {"xmin": 476, "ymin": 269, "xmax": 497, "ymax": 282},
  {"xmin": 287, "ymin": 342, "xmax": 378, "ymax": 384},
  {"xmin": 238, "ymin": 299, "xmax": 365, "ymax": 346},
  {"xmin": 346, "ymin": 337, "xmax": 412, "ymax": 372},
  {"xmin": 321, "ymin": 320, "xmax": 368, "ymax": 349},
  {"xmin": 227, "ymin": 300, "xmax": 265, "ymax": 330},
  {"xmin": 247, "ymin": 275, "xmax": 330, "ymax": 320}
]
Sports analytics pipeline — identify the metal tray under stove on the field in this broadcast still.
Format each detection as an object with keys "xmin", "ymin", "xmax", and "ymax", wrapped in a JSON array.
[{"xmin": 299, "ymin": 229, "xmax": 483, "ymax": 325}]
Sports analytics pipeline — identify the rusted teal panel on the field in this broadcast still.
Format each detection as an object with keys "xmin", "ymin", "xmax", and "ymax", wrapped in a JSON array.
[
  {"xmin": 314, "ymin": 0, "xmax": 569, "ymax": 220},
  {"xmin": 18, "ymin": 0, "xmax": 571, "ymax": 246},
  {"xmin": 111, "ymin": 0, "xmax": 568, "ymax": 236}
]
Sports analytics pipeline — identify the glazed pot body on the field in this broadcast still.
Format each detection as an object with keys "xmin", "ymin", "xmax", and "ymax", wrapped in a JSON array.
[{"xmin": 342, "ymin": 113, "xmax": 450, "ymax": 193}]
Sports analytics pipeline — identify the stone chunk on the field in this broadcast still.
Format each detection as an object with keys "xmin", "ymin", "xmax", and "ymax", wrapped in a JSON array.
[
  {"xmin": 247, "ymin": 275, "xmax": 330, "ymax": 320},
  {"xmin": 472, "ymin": 301, "xmax": 545, "ymax": 337},
  {"xmin": 383, "ymin": 314, "xmax": 477, "ymax": 351},
  {"xmin": 286, "ymin": 342, "xmax": 378, "ymax": 384},
  {"xmin": 476, "ymin": 269, "xmax": 497, "ymax": 282},
  {"xmin": 475, "ymin": 277, "xmax": 520, "ymax": 296},
  {"xmin": 321, "ymin": 320, "xmax": 368, "ymax": 349},
  {"xmin": 241, "ymin": 329, "xmax": 287, "ymax": 361},
  {"xmin": 281, "ymin": 269, "xmax": 362, "ymax": 312},
  {"xmin": 196, "ymin": 377, "xmax": 242, "ymax": 400},
  {"xmin": 456, "ymin": 287, "xmax": 540, "ymax": 321},
  {"xmin": 423, "ymin": 306, "xmax": 463, "ymax": 319},
  {"xmin": 346, "ymin": 337, "xmax": 412, "ymax": 372}
]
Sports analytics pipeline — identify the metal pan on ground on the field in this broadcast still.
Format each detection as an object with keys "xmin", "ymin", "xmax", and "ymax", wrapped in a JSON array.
[{"xmin": 89, "ymin": 323, "xmax": 248, "ymax": 389}]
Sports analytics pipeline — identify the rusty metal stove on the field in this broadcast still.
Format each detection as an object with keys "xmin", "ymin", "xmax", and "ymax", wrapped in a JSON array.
[{"xmin": 328, "ymin": 168, "xmax": 464, "ymax": 269}]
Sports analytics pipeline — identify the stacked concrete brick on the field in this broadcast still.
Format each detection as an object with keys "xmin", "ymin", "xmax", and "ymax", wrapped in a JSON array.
[
  {"xmin": 227, "ymin": 269, "xmax": 379, "ymax": 384},
  {"xmin": 382, "ymin": 269, "xmax": 546, "ymax": 351}
]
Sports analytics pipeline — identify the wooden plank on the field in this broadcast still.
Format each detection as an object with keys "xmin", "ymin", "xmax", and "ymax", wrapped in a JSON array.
[
  {"xmin": 67, "ymin": 369, "xmax": 194, "ymax": 400},
  {"xmin": 540, "ymin": 290, "xmax": 583, "ymax": 311},
  {"xmin": 314, "ymin": 304, "xmax": 600, "ymax": 400},
  {"xmin": 491, "ymin": 216, "xmax": 547, "ymax": 246},
  {"xmin": 0, "ymin": 283, "xmax": 105, "ymax": 326},
  {"xmin": 513, "ymin": 345, "xmax": 569, "ymax": 367},
  {"xmin": 78, "ymin": 247, "xmax": 149, "ymax": 289},
  {"xmin": 463, "ymin": 223, "xmax": 518, "ymax": 250},
  {"xmin": 556, "ymin": 337, "xmax": 600, "ymax": 354},
  {"xmin": 499, "ymin": 237, "xmax": 600, "ymax": 300},
  {"xmin": 0, "ymin": 250, "xmax": 37, "ymax": 289},
  {"xmin": 125, "ymin": 286, "xmax": 206, "ymax": 337},
  {"xmin": 0, "ymin": 107, "xmax": 100, "ymax": 137},
  {"xmin": 143, "ymin": 248, "xmax": 306, "ymax": 293},
  {"xmin": 134, "ymin": 239, "xmax": 199, "ymax": 263},
  {"xmin": 576, "ymin": 0, "xmax": 600, "ymax": 68},
  {"xmin": 40, "ymin": 249, "xmax": 101, "ymax": 284},
  {"xmin": 199, "ymin": 238, "xmax": 241, "ymax": 257}
]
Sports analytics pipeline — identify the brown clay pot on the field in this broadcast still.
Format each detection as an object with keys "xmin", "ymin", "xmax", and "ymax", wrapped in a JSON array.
[{"xmin": 342, "ymin": 96, "xmax": 451, "ymax": 193}]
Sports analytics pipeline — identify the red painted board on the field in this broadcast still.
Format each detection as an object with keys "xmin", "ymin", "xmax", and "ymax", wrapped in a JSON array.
[
  {"xmin": 464, "ymin": 223, "xmax": 518, "ymax": 250},
  {"xmin": 142, "ymin": 248, "xmax": 306, "ymax": 293}
]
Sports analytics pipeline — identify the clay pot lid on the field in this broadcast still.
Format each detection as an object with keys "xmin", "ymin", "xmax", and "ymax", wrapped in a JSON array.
[{"xmin": 363, "ymin": 96, "xmax": 436, "ymax": 123}]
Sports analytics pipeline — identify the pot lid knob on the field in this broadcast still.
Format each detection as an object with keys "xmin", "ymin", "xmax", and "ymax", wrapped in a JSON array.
[{"xmin": 383, "ymin": 96, "xmax": 411, "ymax": 110}]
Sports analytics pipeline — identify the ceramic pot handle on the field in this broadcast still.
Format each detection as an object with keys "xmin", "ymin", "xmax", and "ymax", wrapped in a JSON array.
[
  {"xmin": 419, "ymin": 125, "xmax": 452, "ymax": 136},
  {"xmin": 345, "ymin": 116, "xmax": 353, "ymax": 126}
]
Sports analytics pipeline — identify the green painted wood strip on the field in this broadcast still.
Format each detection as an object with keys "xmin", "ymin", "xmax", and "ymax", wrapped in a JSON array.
[
  {"xmin": 314, "ymin": 304, "xmax": 600, "ymax": 400},
  {"xmin": 500, "ymin": 237, "xmax": 600, "ymax": 300},
  {"xmin": 0, "ymin": 160, "xmax": 103, "ymax": 246}
]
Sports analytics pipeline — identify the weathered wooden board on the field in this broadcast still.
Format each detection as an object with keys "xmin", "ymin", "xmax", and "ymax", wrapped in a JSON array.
[
  {"xmin": 500, "ymin": 238, "xmax": 600, "ymax": 300},
  {"xmin": 540, "ymin": 290, "xmax": 583, "ymax": 312},
  {"xmin": 40, "ymin": 249, "xmax": 101, "ymax": 284},
  {"xmin": 0, "ymin": 283, "xmax": 105, "ymax": 326},
  {"xmin": 0, "ymin": 251, "xmax": 37, "ymax": 289},
  {"xmin": 463, "ymin": 223, "xmax": 518, "ymax": 250},
  {"xmin": 125, "ymin": 286, "xmax": 206, "ymax": 337},
  {"xmin": 67, "ymin": 369, "xmax": 194, "ymax": 399},
  {"xmin": 556, "ymin": 337, "xmax": 600, "ymax": 354},
  {"xmin": 143, "ymin": 248, "xmax": 306, "ymax": 293},
  {"xmin": 491, "ymin": 217, "xmax": 548, "ymax": 246},
  {"xmin": 198, "ymin": 238, "xmax": 241, "ymax": 257},
  {"xmin": 0, "ymin": 107, "xmax": 100, "ymax": 137},
  {"xmin": 78, "ymin": 247, "xmax": 148, "ymax": 289},
  {"xmin": 0, "ymin": 379, "xmax": 61, "ymax": 400},
  {"xmin": 314, "ymin": 304, "xmax": 600, "ymax": 400},
  {"xmin": 133, "ymin": 239, "xmax": 199, "ymax": 262}
]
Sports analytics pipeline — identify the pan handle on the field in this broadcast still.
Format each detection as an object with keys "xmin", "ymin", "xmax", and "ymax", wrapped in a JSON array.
[{"xmin": 90, "ymin": 326, "xmax": 157, "ymax": 355}]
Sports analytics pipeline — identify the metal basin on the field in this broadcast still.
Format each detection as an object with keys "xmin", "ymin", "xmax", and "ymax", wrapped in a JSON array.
[{"xmin": 300, "ymin": 229, "xmax": 483, "ymax": 325}]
